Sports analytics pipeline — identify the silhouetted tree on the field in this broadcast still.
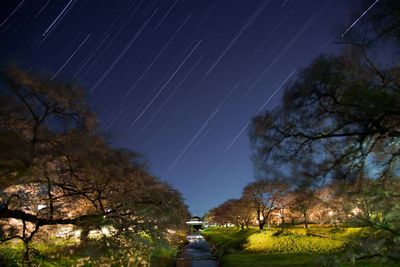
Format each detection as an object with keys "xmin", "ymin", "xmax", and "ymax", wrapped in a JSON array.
[
  {"xmin": 250, "ymin": 0, "xmax": 400, "ymax": 261},
  {"xmin": 250, "ymin": 22, "xmax": 400, "ymax": 236}
]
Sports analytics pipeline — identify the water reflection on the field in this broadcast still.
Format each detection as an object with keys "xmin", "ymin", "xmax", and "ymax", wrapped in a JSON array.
[{"xmin": 176, "ymin": 234, "xmax": 219, "ymax": 267}]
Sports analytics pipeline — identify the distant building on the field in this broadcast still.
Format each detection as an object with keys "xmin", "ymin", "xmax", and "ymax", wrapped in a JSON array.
[{"xmin": 186, "ymin": 216, "xmax": 203, "ymax": 232}]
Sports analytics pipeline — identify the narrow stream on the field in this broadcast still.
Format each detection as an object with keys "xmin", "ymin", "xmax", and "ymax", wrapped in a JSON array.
[{"xmin": 176, "ymin": 234, "xmax": 219, "ymax": 267}]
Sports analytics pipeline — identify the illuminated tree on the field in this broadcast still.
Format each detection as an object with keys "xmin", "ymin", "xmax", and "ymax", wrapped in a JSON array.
[
  {"xmin": 289, "ymin": 189, "xmax": 319, "ymax": 229},
  {"xmin": 206, "ymin": 197, "xmax": 254, "ymax": 230},
  {"xmin": 243, "ymin": 180, "xmax": 287, "ymax": 230},
  {"xmin": 0, "ymin": 66, "xmax": 189, "ymax": 264}
]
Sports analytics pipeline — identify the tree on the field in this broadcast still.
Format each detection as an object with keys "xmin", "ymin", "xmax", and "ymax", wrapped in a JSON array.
[
  {"xmin": 206, "ymin": 202, "xmax": 231, "ymax": 227},
  {"xmin": 249, "ymin": 0, "xmax": 400, "ymax": 261},
  {"xmin": 287, "ymin": 159, "xmax": 322, "ymax": 228},
  {"xmin": 233, "ymin": 197, "xmax": 254, "ymax": 230},
  {"xmin": 289, "ymin": 189, "xmax": 319, "ymax": 229},
  {"xmin": 243, "ymin": 180, "xmax": 287, "ymax": 230},
  {"xmin": 273, "ymin": 191, "xmax": 293, "ymax": 228},
  {"xmin": 206, "ymin": 198, "xmax": 253, "ymax": 230},
  {"xmin": 250, "ymin": 29, "xmax": 400, "ymax": 236},
  {"xmin": 207, "ymin": 199, "xmax": 237, "ymax": 227},
  {"xmin": 227, "ymin": 198, "xmax": 254, "ymax": 230},
  {"xmin": 0, "ymin": 66, "xmax": 189, "ymax": 264},
  {"xmin": 0, "ymin": 66, "xmax": 94, "ymax": 189}
]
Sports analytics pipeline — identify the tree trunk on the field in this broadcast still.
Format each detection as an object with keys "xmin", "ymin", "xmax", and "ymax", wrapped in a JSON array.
[
  {"xmin": 45, "ymin": 169, "xmax": 54, "ymax": 220},
  {"xmin": 257, "ymin": 211, "xmax": 265, "ymax": 230},
  {"xmin": 80, "ymin": 228, "xmax": 90, "ymax": 242},
  {"xmin": 303, "ymin": 211, "xmax": 308, "ymax": 228},
  {"xmin": 258, "ymin": 221, "xmax": 265, "ymax": 230},
  {"xmin": 22, "ymin": 241, "xmax": 31, "ymax": 266}
]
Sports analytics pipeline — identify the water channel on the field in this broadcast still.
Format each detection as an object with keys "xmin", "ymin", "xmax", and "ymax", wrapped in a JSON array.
[{"xmin": 175, "ymin": 234, "xmax": 219, "ymax": 267}]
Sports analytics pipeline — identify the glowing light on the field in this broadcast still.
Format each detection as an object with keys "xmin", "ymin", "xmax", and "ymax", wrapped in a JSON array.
[
  {"xmin": 351, "ymin": 207, "xmax": 361, "ymax": 216},
  {"xmin": 37, "ymin": 204, "xmax": 46, "ymax": 210}
]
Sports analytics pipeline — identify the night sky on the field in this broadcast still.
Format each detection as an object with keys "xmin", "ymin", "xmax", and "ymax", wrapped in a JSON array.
[{"xmin": 0, "ymin": 0, "xmax": 365, "ymax": 215}]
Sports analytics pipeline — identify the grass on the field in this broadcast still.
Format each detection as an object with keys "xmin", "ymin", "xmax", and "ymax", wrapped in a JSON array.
[
  {"xmin": 223, "ymin": 252, "xmax": 315, "ymax": 267},
  {"xmin": 201, "ymin": 226, "xmax": 398, "ymax": 267},
  {"xmin": 201, "ymin": 227, "xmax": 258, "ymax": 255},
  {"xmin": 244, "ymin": 230, "xmax": 345, "ymax": 253},
  {"xmin": 0, "ymin": 238, "xmax": 84, "ymax": 267},
  {"xmin": 222, "ymin": 252, "xmax": 400, "ymax": 267},
  {"xmin": 0, "ymin": 233, "xmax": 182, "ymax": 267},
  {"xmin": 201, "ymin": 226, "xmax": 356, "ymax": 254}
]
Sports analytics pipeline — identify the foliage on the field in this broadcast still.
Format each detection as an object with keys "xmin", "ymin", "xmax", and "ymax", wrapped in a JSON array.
[
  {"xmin": 0, "ymin": 231, "xmax": 182, "ymax": 267},
  {"xmin": 205, "ymin": 198, "xmax": 254, "ymax": 229},
  {"xmin": 243, "ymin": 180, "xmax": 287, "ymax": 230},
  {"xmin": 248, "ymin": 0, "xmax": 400, "ymax": 262},
  {"xmin": 0, "ymin": 66, "xmax": 189, "ymax": 265}
]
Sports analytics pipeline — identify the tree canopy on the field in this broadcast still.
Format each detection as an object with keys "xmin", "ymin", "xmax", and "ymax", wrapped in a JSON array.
[
  {"xmin": 0, "ymin": 66, "xmax": 189, "ymax": 265},
  {"xmin": 249, "ymin": 0, "xmax": 400, "ymax": 257}
]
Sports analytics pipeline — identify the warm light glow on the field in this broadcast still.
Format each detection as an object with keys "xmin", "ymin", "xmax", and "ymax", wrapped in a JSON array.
[
  {"xmin": 351, "ymin": 207, "xmax": 361, "ymax": 216},
  {"xmin": 37, "ymin": 204, "xmax": 46, "ymax": 210},
  {"xmin": 101, "ymin": 226, "xmax": 110, "ymax": 236}
]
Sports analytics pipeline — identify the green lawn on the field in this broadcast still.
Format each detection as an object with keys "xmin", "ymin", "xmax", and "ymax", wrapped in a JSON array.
[
  {"xmin": 201, "ymin": 226, "xmax": 398, "ymax": 267},
  {"xmin": 223, "ymin": 252, "xmax": 314, "ymax": 267},
  {"xmin": 222, "ymin": 252, "xmax": 400, "ymax": 267},
  {"xmin": 0, "ymin": 238, "xmax": 79, "ymax": 267},
  {"xmin": 0, "ymin": 235, "xmax": 179, "ymax": 267}
]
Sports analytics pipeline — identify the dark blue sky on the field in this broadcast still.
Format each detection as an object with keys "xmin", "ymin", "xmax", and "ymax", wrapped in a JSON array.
[{"xmin": 0, "ymin": 0, "xmax": 366, "ymax": 215}]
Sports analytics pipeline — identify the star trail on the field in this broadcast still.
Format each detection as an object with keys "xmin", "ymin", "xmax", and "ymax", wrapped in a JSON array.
[{"xmin": 0, "ymin": 0, "xmax": 366, "ymax": 215}]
